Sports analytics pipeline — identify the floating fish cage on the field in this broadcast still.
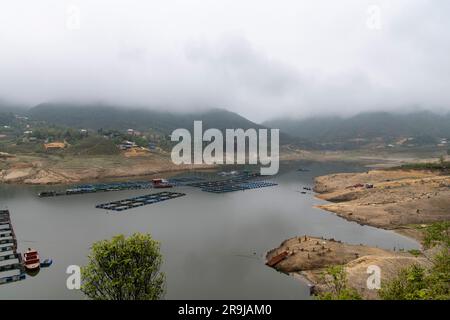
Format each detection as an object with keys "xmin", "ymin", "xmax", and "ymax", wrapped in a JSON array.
[
  {"xmin": 0, "ymin": 253, "xmax": 20, "ymax": 262},
  {"xmin": 200, "ymin": 181, "xmax": 278, "ymax": 193},
  {"xmin": 166, "ymin": 176, "xmax": 205, "ymax": 186},
  {"xmin": 95, "ymin": 191, "xmax": 186, "ymax": 212},
  {"xmin": 0, "ymin": 231, "xmax": 13, "ymax": 238},
  {"xmin": 0, "ymin": 210, "xmax": 25, "ymax": 285},
  {"xmin": 0, "ymin": 238, "xmax": 14, "ymax": 246},
  {"xmin": 187, "ymin": 177, "xmax": 253, "ymax": 189},
  {"xmin": 185, "ymin": 173, "xmax": 276, "ymax": 194},
  {"xmin": 39, "ymin": 181, "xmax": 154, "ymax": 197},
  {"xmin": 0, "ymin": 246, "xmax": 14, "ymax": 252},
  {"xmin": 38, "ymin": 176, "xmax": 207, "ymax": 198},
  {"xmin": 0, "ymin": 273, "xmax": 26, "ymax": 285}
]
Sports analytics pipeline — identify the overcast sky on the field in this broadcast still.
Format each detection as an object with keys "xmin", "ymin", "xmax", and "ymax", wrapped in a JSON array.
[{"xmin": 0, "ymin": 0, "xmax": 449, "ymax": 122}]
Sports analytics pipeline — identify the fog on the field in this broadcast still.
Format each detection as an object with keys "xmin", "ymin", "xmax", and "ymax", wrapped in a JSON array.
[{"xmin": 0, "ymin": 0, "xmax": 449, "ymax": 122}]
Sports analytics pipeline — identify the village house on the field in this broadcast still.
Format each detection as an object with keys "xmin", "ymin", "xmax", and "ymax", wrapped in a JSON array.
[
  {"xmin": 127, "ymin": 129, "xmax": 142, "ymax": 137},
  {"xmin": 44, "ymin": 142, "xmax": 66, "ymax": 151},
  {"xmin": 118, "ymin": 140, "xmax": 137, "ymax": 150}
]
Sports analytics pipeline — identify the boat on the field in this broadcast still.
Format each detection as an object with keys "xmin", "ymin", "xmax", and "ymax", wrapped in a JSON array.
[
  {"xmin": 38, "ymin": 191, "xmax": 56, "ymax": 197},
  {"xmin": 23, "ymin": 248, "xmax": 40, "ymax": 271},
  {"xmin": 40, "ymin": 259, "xmax": 53, "ymax": 268},
  {"xmin": 266, "ymin": 251, "xmax": 289, "ymax": 267},
  {"xmin": 152, "ymin": 179, "xmax": 173, "ymax": 189}
]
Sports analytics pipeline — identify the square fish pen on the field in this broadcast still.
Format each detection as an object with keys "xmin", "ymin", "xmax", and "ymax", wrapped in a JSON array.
[
  {"xmin": 200, "ymin": 181, "xmax": 278, "ymax": 193},
  {"xmin": 186, "ymin": 176, "xmax": 278, "ymax": 194},
  {"xmin": 95, "ymin": 191, "xmax": 186, "ymax": 212}
]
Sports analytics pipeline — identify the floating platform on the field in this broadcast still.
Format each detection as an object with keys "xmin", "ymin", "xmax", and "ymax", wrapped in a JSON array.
[
  {"xmin": 95, "ymin": 191, "xmax": 186, "ymax": 212},
  {"xmin": 201, "ymin": 181, "xmax": 278, "ymax": 193},
  {"xmin": 0, "ymin": 273, "xmax": 26, "ymax": 285},
  {"xmin": 0, "ymin": 238, "xmax": 14, "ymax": 245},
  {"xmin": 0, "ymin": 253, "xmax": 20, "ymax": 262},
  {"xmin": 0, "ymin": 210, "xmax": 25, "ymax": 285},
  {"xmin": 38, "ymin": 181, "xmax": 154, "ymax": 197},
  {"xmin": 0, "ymin": 231, "xmax": 13, "ymax": 238},
  {"xmin": 0, "ymin": 262, "xmax": 23, "ymax": 273},
  {"xmin": 0, "ymin": 246, "xmax": 14, "ymax": 252},
  {"xmin": 166, "ymin": 176, "xmax": 205, "ymax": 186},
  {"xmin": 187, "ymin": 174, "xmax": 277, "ymax": 194}
]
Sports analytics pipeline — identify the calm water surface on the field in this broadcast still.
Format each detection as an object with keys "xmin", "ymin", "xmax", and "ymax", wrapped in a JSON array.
[{"xmin": 0, "ymin": 162, "xmax": 419, "ymax": 299}]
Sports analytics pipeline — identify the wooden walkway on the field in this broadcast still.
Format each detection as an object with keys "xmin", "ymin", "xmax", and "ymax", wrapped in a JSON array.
[{"xmin": 0, "ymin": 210, "xmax": 25, "ymax": 285}]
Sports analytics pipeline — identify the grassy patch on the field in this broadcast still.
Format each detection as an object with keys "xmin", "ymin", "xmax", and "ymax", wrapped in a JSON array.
[
  {"xmin": 67, "ymin": 137, "xmax": 120, "ymax": 156},
  {"xmin": 398, "ymin": 161, "xmax": 450, "ymax": 171},
  {"xmin": 408, "ymin": 249, "xmax": 422, "ymax": 257}
]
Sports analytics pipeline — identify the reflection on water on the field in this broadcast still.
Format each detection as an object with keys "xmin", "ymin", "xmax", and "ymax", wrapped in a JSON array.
[{"xmin": 0, "ymin": 162, "xmax": 419, "ymax": 299}]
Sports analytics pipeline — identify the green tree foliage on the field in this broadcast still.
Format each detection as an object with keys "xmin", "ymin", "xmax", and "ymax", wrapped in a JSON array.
[
  {"xmin": 315, "ymin": 265, "xmax": 362, "ymax": 300},
  {"xmin": 31, "ymin": 126, "xmax": 86, "ymax": 143},
  {"xmin": 380, "ymin": 222, "xmax": 450, "ymax": 300},
  {"xmin": 68, "ymin": 136, "xmax": 120, "ymax": 155},
  {"xmin": 379, "ymin": 250, "xmax": 450, "ymax": 300},
  {"xmin": 423, "ymin": 222, "xmax": 450, "ymax": 248},
  {"xmin": 81, "ymin": 233, "xmax": 165, "ymax": 300}
]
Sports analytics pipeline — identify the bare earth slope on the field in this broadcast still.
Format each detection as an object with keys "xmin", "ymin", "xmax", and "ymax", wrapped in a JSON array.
[
  {"xmin": 266, "ymin": 236, "xmax": 432, "ymax": 299},
  {"xmin": 0, "ymin": 153, "xmax": 212, "ymax": 184},
  {"xmin": 267, "ymin": 168, "xmax": 450, "ymax": 299},
  {"xmin": 314, "ymin": 169, "xmax": 450, "ymax": 230}
]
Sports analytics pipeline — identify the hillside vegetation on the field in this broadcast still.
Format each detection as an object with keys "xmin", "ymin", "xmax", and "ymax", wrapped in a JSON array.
[{"xmin": 265, "ymin": 111, "xmax": 450, "ymax": 149}]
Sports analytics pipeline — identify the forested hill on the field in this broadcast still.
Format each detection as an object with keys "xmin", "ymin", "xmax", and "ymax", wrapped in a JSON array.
[
  {"xmin": 264, "ymin": 111, "xmax": 450, "ymax": 143},
  {"xmin": 26, "ymin": 103, "xmax": 305, "ymax": 146}
]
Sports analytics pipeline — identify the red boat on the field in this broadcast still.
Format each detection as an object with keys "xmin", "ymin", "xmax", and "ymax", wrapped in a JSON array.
[
  {"xmin": 152, "ymin": 178, "xmax": 173, "ymax": 189},
  {"xmin": 23, "ymin": 248, "xmax": 40, "ymax": 271},
  {"xmin": 266, "ymin": 251, "xmax": 289, "ymax": 267}
]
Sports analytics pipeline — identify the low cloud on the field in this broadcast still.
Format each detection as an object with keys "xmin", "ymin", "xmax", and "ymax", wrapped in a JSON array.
[{"xmin": 0, "ymin": 0, "xmax": 449, "ymax": 122}]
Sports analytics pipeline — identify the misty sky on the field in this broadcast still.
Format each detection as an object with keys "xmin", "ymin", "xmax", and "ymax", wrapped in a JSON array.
[{"xmin": 0, "ymin": 0, "xmax": 449, "ymax": 122}]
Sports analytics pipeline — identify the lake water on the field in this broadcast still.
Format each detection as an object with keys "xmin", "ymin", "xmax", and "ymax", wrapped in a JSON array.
[{"xmin": 0, "ymin": 162, "xmax": 419, "ymax": 299}]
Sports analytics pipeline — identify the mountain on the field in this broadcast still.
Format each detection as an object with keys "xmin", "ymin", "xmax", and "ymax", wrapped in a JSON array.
[
  {"xmin": 28, "ymin": 103, "xmax": 263, "ymax": 133},
  {"xmin": 0, "ymin": 99, "xmax": 27, "ymax": 114},
  {"xmin": 26, "ymin": 103, "xmax": 305, "ymax": 146},
  {"xmin": 264, "ymin": 111, "xmax": 450, "ymax": 146}
]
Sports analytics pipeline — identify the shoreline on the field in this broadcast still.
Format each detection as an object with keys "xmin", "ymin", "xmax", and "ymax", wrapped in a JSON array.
[
  {"xmin": 0, "ymin": 153, "xmax": 216, "ymax": 185},
  {"xmin": 265, "ymin": 235, "xmax": 431, "ymax": 299},
  {"xmin": 1, "ymin": 147, "xmax": 440, "ymax": 185},
  {"xmin": 313, "ymin": 168, "xmax": 450, "ymax": 233},
  {"xmin": 266, "ymin": 167, "xmax": 449, "ymax": 299}
]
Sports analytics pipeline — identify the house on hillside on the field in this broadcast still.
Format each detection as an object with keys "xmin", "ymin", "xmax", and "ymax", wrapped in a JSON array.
[
  {"xmin": 118, "ymin": 140, "xmax": 137, "ymax": 150},
  {"xmin": 124, "ymin": 146, "xmax": 150, "ymax": 157},
  {"xmin": 148, "ymin": 142, "xmax": 157, "ymax": 150},
  {"xmin": 127, "ymin": 129, "xmax": 142, "ymax": 137},
  {"xmin": 44, "ymin": 142, "xmax": 66, "ymax": 151}
]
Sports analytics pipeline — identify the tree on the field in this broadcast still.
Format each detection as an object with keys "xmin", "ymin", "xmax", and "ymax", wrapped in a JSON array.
[
  {"xmin": 423, "ymin": 221, "xmax": 450, "ymax": 248},
  {"xmin": 379, "ymin": 251, "xmax": 450, "ymax": 300},
  {"xmin": 315, "ymin": 265, "xmax": 362, "ymax": 300},
  {"xmin": 380, "ymin": 223, "xmax": 450, "ymax": 300},
  {"xmin": 81, "ymin": 233, "xmax": 165, "ymax": 300}
]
